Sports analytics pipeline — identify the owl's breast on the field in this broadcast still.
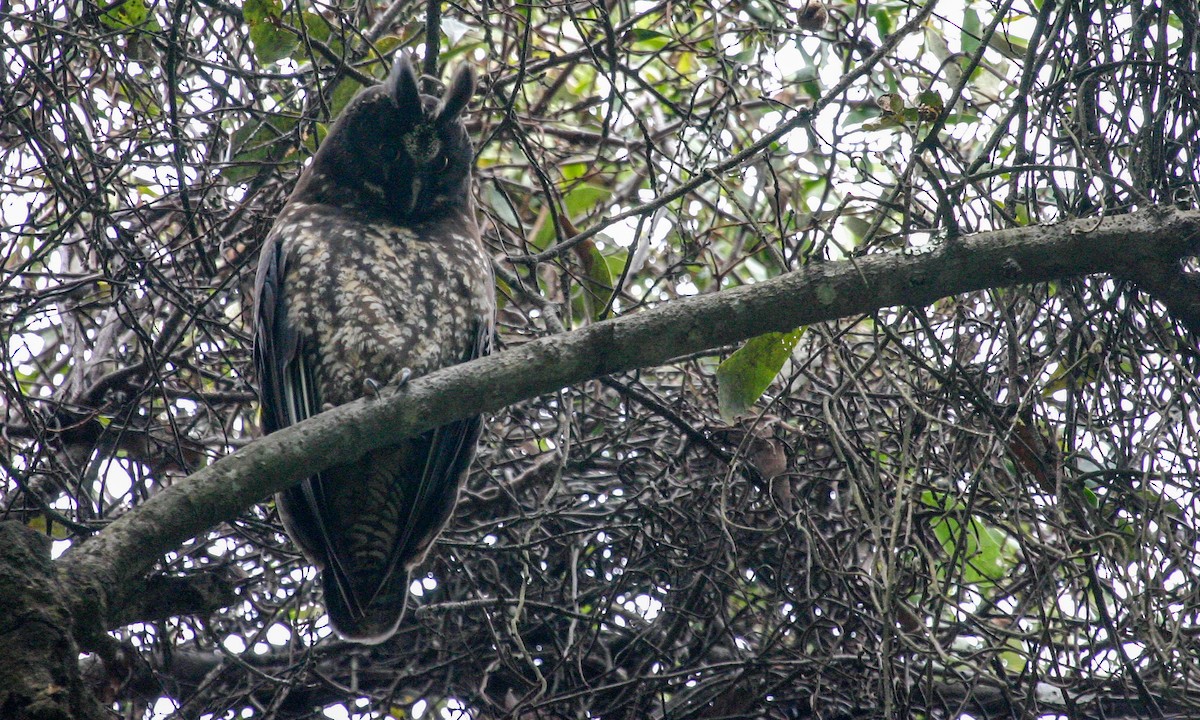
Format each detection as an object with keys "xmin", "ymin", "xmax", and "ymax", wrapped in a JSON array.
[{"xmin": 280, "ymin": 204, "xmax": 492, "ymax": 407}]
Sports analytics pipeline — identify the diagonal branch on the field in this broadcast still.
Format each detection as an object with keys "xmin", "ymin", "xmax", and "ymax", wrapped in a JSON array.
[
  {"xmin": 1121, "ymin": 259, "xmax": 1200, "ymax": 335},
  {"xmin": 57, "ymin": 206, "xmax": 1200, "ymax": 647}
]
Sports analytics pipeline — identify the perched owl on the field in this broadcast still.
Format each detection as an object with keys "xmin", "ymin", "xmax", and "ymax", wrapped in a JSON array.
[{"xmin": 253, "ymin": 54, "xmax": 494, "ymax": 644}]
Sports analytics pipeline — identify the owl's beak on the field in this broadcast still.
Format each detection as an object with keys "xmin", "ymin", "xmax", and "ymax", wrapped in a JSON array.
[
  {"xmin": 404, "ymin": 178, "xmax": 422, "ymax": 216},
  {"xmin": 386, "ymin": 179, "xmax": 421, "ymax": 219}
]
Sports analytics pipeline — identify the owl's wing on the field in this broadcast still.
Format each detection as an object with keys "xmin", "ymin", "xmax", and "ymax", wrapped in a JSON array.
[
  {"xmin": 252, "ymin": 232, "xmax": 295, "ymax": 435},
  {"xmin": 253, "ymin": 231, "xmax": 352, "ymax": 594}
]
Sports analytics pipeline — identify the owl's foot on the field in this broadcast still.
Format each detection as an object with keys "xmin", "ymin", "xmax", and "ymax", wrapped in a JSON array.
[{"xmin": 363, "ymin": 368, "xmax": 412, "ymax": 400}]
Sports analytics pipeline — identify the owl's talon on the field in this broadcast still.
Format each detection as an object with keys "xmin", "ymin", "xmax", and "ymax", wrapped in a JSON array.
[{"xmin": 363, "ymin": 369, "xmax": 411, "ymax": 400}]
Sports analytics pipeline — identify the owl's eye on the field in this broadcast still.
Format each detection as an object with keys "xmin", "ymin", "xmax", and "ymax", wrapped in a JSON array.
[{"xmin": 435, "ymin": 155, "xmax": 449, "ymax": 171}]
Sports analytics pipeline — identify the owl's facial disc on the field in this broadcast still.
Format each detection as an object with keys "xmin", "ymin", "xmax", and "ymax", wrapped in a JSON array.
[{"xmin": 402, "ymin": 123, "xmax": 442, "ymax": 166}]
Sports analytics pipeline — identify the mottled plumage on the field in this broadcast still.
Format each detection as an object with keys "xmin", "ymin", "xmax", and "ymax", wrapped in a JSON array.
[{"xmin": 254, "ymin": 55, "xmax": 493, "ymax": 644}]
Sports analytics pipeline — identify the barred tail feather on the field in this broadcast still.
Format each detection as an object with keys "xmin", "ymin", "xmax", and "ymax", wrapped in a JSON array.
[{"xmin": 324, "ymin": 569, "xmax": 410, "ymax": 645}]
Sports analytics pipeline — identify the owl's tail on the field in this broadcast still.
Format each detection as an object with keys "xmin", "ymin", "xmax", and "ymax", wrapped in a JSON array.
[{"xmin": 324, "ymin": 569, "xmax": 410, "ymax": 645}]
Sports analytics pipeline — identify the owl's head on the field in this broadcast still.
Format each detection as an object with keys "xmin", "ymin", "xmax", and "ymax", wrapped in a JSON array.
[{"xmin": 294, "ymin": 54, "xmax": 476, "ymax": 222}]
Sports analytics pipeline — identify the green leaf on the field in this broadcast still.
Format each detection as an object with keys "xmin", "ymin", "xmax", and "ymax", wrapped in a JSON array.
[
  {"xmin": 329, "ymin": 78, "xmax": 363, "ymax": 119},
  {"xmin": 440, "ymin": 40, "xmax": 485, "ymax": 63},
  {"xmin": 964, "ymin": 524, "xmax": 1012, "ymax": 584},
  {"xmin": 873, "ymin": 7, "xmax": 892, "ymax": 36},
  {"xmin": 484, "ymin": 184, "xmax": 520, "ymax": 228},
  {"xmin": 300, "ymin": 11, "xmax": 331, "ymax": 44},
  {"xmin": 877, "ymin": 92, "xmax": 905, "ymax": 114},
  {"xmin": 305, "ymin": 122, "xmax": 327, "ymax": 153},
  {"xmin": 561, "ymin": 162, "xmax": 589, "ymax": 181},
  {"xmin": 943, "ymin": 113, "xmax": 979, "ymax": 125},
  {"xmin": 27, "ymin": 515, "xmax": 72, "ymax": 541},
  {"xmin": 493, "ymin": 275, "xmax": 511, "ymax": 312},
  {"xmin": 717, "ymin": 328, "xmax": 805, "ymax": 422},
  {"xmin": 1041, "ymin": 357, "xmax": 1102, "ymax": 396},
  {"xmin": 603, "ymin": 249, "xmax": 629, "ymax": 280},
  {"xmin": 630, "ymin": 28, "xmax": 671, "ymax": 51},
  {"xmin": 564, "ymin": 183, "xmax": 611, "ymax": 219},
  {"xmin": 528, "ymin": 206, "xmax": 559, "ymax": 250},
  {"xmin": 962, "ymin": 8, "xmax": 982, "ymax": 55},
  {"xmin": 676, "ymin": 51, "xmax": 697, "ymax": 75},
  {"xmin": 244, "ymin": 0, "xmax": 294, "ymax": 64},
  {"xmin": 924, "ymin": 25, "xmax": 952, "ymax": 63},
  {"xmin": 861, "ymin": 115, "xmax": 908, "ymax": 131},
  {"xmin": 570, "ymin": 240, "xmax": 615, "ymax": 322},
  {"xmin": 842, "ymin": 216, "xmax": 873, "ymax": 244},
  {"xmin": 916, "ymin": 90, "xmax": 944, "ymax": 114},
  {"xmin": 921, "ymin": 491, "xmax": 1017, "ymax": 587},
  {"xmin": 372, "ymin": 35, "xmax": 405, "ymax": 63},
  {"xmin": 242, "ymin": 0, "xmax": 281, "ymax": 24},
  {"xmin": 117, "ymin": 79, "xmax": 162, "ymax": 117},
  {"xmin": 916, "ymin": 90, "xmax": 945, "ymax": 124},
  {"xmin": 986, "ymin": 32, "xmax": 1029, "ymax": 61},
  {"xmin": 250, "ymin": 22, "xmax": 297, "ymax": 64},
  {"xmin": 726, "ymin": 42, "xmax": 758, "ymax": 65},
  {"xmin": 1000, "ymin": 636, "xmax": 1027, "ymax": 672},
  {"xmin": 100, "ymin": 0, "xmax": 149, "ymax": 30}
]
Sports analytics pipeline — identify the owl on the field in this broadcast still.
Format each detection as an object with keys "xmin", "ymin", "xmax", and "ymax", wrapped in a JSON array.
[{"xmin": 253, "ymin": 54, "xmax": 494, "ymax": 644}]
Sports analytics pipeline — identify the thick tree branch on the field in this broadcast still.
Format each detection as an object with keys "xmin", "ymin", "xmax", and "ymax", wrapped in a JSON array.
[
  {"xmin": 57, "ymin": 206, "xmax": 1200, "ymax": 646},
  {"xmin": 110, "ymin": 572, "xmax": 238, "ymax": 628},
  {"xmin": 0, "ymin": 523, "xmax": 105, "ymax": 720},
  {"xmin": 1122, "ymin": 260, "xmax": 1200, "ymax": 334}
]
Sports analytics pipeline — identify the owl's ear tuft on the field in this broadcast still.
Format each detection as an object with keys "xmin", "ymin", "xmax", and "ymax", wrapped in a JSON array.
[
  {"xmin": 387, "ymin": 53, "xmax": 422, "ymax": 113},
  {"xmin": 436, "ymin": 65, "xmax": 475, "ymax": 124}
]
